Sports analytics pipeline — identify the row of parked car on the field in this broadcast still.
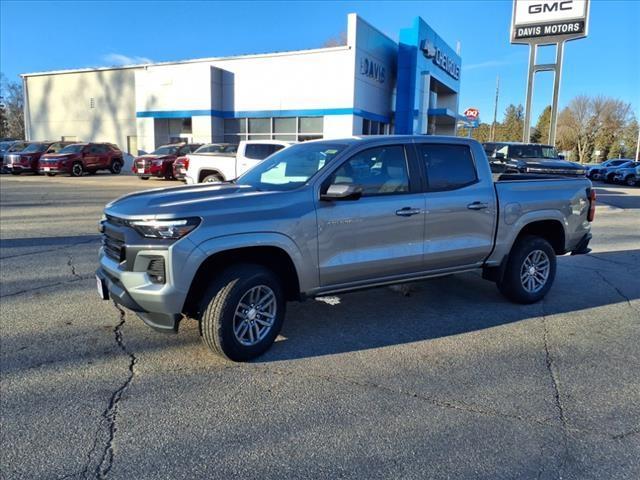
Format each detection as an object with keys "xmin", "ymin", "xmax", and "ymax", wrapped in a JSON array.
[
  {"xmin": 132, "ymin": 140, "xmax": 289, "ymax": 184},
  {"xmin": 0, "ymin": 139, "xmax": 125, "ymax": 176},
  {"xmin": 585, "ymin": 159, "xmax": 640, "ymax": 186},
  {"xmin": 482, "ymin": 141, "xmax": 639, "ymax": 186}
]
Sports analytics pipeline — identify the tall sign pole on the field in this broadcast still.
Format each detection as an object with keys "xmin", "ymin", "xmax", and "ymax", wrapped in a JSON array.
[
  {"xmin": 491, "ymin": 76, "xmax": 500, "ymax": 142},
  {"xmin": 511, "ymin": 0, "xmax": 590, "ymax": 145}
]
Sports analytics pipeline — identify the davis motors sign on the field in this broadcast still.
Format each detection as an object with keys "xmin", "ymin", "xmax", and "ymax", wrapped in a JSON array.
[{"xmin": 511, "ymin": 0, "xmax": 590, "ymax": 43}]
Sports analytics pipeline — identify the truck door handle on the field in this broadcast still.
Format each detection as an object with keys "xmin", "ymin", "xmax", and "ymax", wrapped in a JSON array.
[
  {"xmin": 467, "ymin": 202, "xmax": 489, "ymax": 210},
  {"xmin": 395, "ymin": 207, "xmax": 421, "ymax": 217}
]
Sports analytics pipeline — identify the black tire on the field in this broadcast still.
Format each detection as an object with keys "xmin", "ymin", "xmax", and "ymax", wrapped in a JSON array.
[
  {"xmin": 70, "ymin": 162, "xmax": 84, "ymax": 177},
  {"xmin": 46, "ymin": 173, "xmax": 56, "ymax": 177},
  {"xmin": 110, "ymin": 160, "xmax": 123, "ymax": 175},
  {"xmin": 497, "ymin": 235, "xmax": 556, "ymax": 304},
  {"xmin": 202, "ymin": 174, "xmax": 224, "ymax": 183},
  {"xmin": 626, "ymin": 176, "xmax": 636, "ymax": 187},
  {"xmin": 200, "ymin": 264, "xmax": 285, "ymax": 362},
  {"xmin": 139, "ymin": 176, "xmax": 150, "ymax": 180}
]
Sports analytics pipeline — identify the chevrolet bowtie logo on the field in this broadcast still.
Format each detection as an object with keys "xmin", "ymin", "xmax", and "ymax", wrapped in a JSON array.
[{"xmin": 421, "ymin": 40, "xmax": 436, "ymax": 58}]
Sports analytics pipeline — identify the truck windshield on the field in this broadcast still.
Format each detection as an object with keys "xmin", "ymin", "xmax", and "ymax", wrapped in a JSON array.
[
  {"xmin": 504, "ymin": 145, "xmax": 558, "ymax": 159},
  {"xmin": 238, "ymin": 142, "xmax": 346, "ymax": 191},
  {"xmin": 59, "ymin": 144, "xmax": 86, "ymax": 154}
]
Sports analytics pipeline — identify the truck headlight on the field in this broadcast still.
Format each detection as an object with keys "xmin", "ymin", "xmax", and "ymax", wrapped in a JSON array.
[{"xmin": 129, "ymin": 218, "xmax": 200, "ymax": 239}]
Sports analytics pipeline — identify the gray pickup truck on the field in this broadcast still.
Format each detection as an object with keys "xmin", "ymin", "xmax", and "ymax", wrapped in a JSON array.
[{"xmin": 97, "ymin": 136, "xmax": 595, "ymax": 361}]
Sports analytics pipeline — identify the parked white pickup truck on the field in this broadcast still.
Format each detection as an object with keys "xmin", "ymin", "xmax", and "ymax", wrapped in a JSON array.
[{"xmin": 184, "ymin": 140, "xmax": 290, "ymax": 184}]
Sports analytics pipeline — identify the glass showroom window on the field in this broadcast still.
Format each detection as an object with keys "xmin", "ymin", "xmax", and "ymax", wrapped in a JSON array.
[
  {"xmin": 248, "ymin": 118, "xmax": 271, "ymax": 140},
  {"xmin": 298, "ymin": 117, "xmax": 323, "ymax": 142},
  {"xmin": 224, "ymin": 118, "xmax": 247, "ymax": 144},
  {"xmin": 362, "ymin": 119, "xmax": 388, "ymax": 135},
  {"xmin": 273, "ymin": 117, "xmax": 297, "ymax": 141}
]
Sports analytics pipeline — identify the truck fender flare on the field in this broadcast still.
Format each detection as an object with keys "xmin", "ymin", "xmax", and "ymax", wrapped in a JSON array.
[
  {"xmin": 192, "ymin": 232, "xmax": 311, "ymax": 292},
  {"xmin": 486, "ymin": 209, "xmax": 568, "ymax": 265}
]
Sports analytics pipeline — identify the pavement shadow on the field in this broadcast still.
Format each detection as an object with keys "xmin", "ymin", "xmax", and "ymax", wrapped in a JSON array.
[
  {"xmin": 257, "ymin": 248, "xmax": 640, "ymax": 363},
  {"xmin": 594, "ymin": 183, "xmax": 640, "ymax": 209}
]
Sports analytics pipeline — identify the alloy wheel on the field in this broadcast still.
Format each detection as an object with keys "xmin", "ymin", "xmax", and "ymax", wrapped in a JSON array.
[
  {"xmin": 233, "ymin": 285, "xmax": 277, "ymax": 346},
  {"xmin": 520, "ymin": 250, "xmax": 550, "ymax": 293}
]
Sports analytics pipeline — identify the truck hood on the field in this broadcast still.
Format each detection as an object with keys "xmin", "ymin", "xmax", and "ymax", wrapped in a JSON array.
[{"xmin": 105, "ymin": 183, "xmax": 267, "ymax": 218}]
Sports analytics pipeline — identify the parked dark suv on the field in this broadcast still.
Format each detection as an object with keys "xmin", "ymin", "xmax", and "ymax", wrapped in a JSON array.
[
  {"xmin": 4, "ymin": 141, "xmax": 74, "ymax": 175},
  {"xmin": 39, "ymin": 143, "xmax": 124, "ymax": 177},
  {"xmin": 133, "ymin": 143, "xmax": 202, "ymax": 180},
  {"xmin": 483, "ymin": 142, "xmax": 585, "ymax": 176},
  {"xmin": 1, "ymin": 140, "xmax": 29, "ymax": 173}
]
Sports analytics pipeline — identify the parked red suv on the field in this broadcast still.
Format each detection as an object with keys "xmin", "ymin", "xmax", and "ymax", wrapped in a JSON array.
[
  {"xmin": 39, "ymin": 143, "xmax": 124, "ymax": 177},
  {"xmin": 4, "ymin": 141, "xmax": 74, "ymax": 174},
  {"xmin": 133, "ymin": 143, "xmax": 202, "ymax": 180}
]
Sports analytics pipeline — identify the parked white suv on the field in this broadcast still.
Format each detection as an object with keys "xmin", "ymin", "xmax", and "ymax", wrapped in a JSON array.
[{"xmin": 184, "ymin": 140, "xmax": 291, "ymax": 184}]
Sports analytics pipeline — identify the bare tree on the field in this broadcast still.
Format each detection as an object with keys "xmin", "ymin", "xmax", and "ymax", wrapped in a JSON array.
[
  {"xmin": 0, "ymin": 74, "xmax": 25, "ymax": 139},
  {"xmin": 557, "ymin": 95, "xmax": 634, "ymax": 163},
  {"xmin": 322, "ymin": 31, "xmax": 347, "ymax": 48},
  {"xmin": 557, "ymin": 95, "xmax": 594, "ymax": 163}
]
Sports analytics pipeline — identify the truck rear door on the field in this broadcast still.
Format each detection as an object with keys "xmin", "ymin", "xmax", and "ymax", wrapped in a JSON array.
[{"xmin": 416, "ymin": 142, "xmax": 497, "ymax": 270}]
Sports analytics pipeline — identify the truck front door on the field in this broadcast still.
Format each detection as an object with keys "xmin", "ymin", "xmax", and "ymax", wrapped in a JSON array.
[
  {"xmin": 416, "ymin": 142, "xmax": 496, "ymax": 270},
  {"xmin": 316, "ymin": 144, "xmax": 425, "ymax": 286}
]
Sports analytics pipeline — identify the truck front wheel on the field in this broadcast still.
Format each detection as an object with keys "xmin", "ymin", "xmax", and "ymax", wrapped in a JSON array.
[
  {"xmin": 200, "ymin": 264, "xmax": 285, "ymax": 361},
  {"xmin": 497, "ymin": 235, "xmax": 556, "ymax": 304}
]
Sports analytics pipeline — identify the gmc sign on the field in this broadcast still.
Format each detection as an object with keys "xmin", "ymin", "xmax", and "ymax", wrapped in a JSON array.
[{"xmin": 512, "ymin": 0, "xmax": 589, "ymax": 43}]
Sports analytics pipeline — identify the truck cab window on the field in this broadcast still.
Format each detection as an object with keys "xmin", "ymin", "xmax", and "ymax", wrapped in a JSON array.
[
  {"xmin": 330, "ymin": 146, "xmax": 409, "ymax": 196},
  {"xmin": 419, "ymin": 144, "xmax": 477, "ymax": 191}
]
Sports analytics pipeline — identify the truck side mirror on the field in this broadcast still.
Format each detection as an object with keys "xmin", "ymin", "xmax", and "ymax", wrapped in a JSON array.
[
  {"xmin": 321, "ymin": 184, "xmax": 363, "ymax": 201},
  {"xmin": 493, "ymin": 152, "xmax": 505, "ymax": 160},
  {"xmin": 558, "ymin": 154, "xmax": 565, "ymax": 160}
]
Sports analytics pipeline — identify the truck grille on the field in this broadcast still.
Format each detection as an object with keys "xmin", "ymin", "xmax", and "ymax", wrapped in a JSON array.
[{"xmin": 103, "ymin": 232, "xmax": 125, "ymax": 262}]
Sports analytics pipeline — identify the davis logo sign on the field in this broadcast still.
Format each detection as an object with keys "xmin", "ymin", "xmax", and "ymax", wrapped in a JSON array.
[{"xmin": 511, "ymin": 0, "xmax": 590, "ymax": 43}]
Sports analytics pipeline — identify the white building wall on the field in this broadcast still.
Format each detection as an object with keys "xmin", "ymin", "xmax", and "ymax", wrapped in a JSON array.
[{"xmin": 24, "ymin": 68, "xmax": 139, "ymax": 154}]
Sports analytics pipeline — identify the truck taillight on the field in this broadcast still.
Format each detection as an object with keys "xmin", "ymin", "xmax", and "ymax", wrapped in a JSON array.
[
  {"xmin": 183, "ymin": 158, "xmax": 189, "ymax": 169},
  {"xmin": 587, "ymin": 188, "xmax": 596, "ymax": 222}
]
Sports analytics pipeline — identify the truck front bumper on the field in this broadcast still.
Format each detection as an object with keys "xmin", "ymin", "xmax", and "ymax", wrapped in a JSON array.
[{"xmin": 96, "ymin": 261, "xmax": 183, "ymax": 332}]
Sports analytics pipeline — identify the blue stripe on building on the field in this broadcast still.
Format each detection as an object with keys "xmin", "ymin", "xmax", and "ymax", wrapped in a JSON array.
[{"xmin": 136, "ymin": 108, "xmax": 391, "ymax": 124}]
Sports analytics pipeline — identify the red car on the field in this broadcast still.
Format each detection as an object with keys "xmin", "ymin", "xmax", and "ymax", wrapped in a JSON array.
[
  {"xmin": 39, "ymin": 143, "xmax": 124, "ymax": 177},
  {"xmin": 4, "ymin": 141, "xmax": 74, "ymax": 175},
  {"xmin": 133, "ymin": 143, "xmax": 202, "ymax": 180}
]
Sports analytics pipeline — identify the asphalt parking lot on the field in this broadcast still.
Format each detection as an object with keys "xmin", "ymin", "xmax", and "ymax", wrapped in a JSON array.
[{"xmin": 1, "ymin": 173, "xmax": 639, "ymax": 479}]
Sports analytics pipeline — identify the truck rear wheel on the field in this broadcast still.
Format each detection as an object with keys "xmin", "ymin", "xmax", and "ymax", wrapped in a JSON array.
[
  {"xmin": 497, "ymin": 235, "xmax": 556, "ymax": 304},
  {"xmin": 200, "ymin": 264, "xmax": 285, "ymax": 361},
  {"xmin": 202, "ymin": 174, "xmax": 224, "ymax": 183}
]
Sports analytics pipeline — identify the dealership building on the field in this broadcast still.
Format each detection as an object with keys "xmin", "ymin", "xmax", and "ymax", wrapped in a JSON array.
[{"xmin": 22, "ymin": 14, "xmax": 463, "ymax": 155}]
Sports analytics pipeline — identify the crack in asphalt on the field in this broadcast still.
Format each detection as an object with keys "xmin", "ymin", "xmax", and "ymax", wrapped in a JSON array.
[
  {"xmin": 0, "ymin": 275, "xmax": 93, "ymax": 299},
  {"xmin": 67, "ymin": 254, "xmax": 84, "ymax": 280},
  {"xmin": 586, "ymin": 253, "xmax": 639, "ymax": 271},
  {"xmin": 595, "ymin": 270, "xmax": 639, "ymax": 314},
  {"xmin": 540, "ymin": 301, "xmax": 571, "ymax": 479},
  {"xmin": 0, "ymin": 237, "xmax": 100, "ymax": 260},
  {"xmin": 82, "ymin": 303, "xmax": 137, "ymax": 480},
  {"xmin": 260, "ymin": 366, "xmax": 554, "ymax": 429}
]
